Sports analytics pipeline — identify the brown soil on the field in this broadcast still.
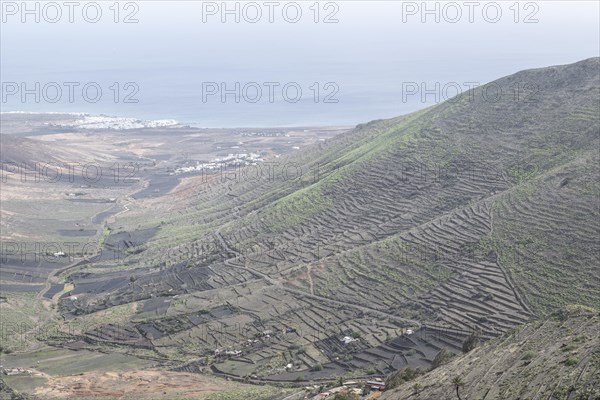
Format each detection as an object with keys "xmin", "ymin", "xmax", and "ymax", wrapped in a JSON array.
[{"xmin": 35, "ymin": 370, "xmax": 229, "ymax": 399}]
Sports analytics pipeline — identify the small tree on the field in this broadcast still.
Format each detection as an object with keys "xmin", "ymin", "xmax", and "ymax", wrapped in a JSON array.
[
  {"xmin": 413, "ymin": 382, "xmax": 423, "ymax": 394},
  {"xmin": 452, "ymin": 376, "xmax": 465, "ymax": 400},
  {"xmin": 462, "ymin": 330, "xmax": 480, "ymax": 353},
  {"xmin": 432, "ymin": 349, "xmax": 450, "ymax": 369},
  {"xmin": 310, "ymin": 364, "xmax": 323, "ymax": 371}
]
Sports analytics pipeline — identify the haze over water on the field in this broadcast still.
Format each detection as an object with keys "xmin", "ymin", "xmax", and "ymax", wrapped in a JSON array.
[{"xmin": 1, "ymin": 1, "xmax": 598, "ymax": 127}]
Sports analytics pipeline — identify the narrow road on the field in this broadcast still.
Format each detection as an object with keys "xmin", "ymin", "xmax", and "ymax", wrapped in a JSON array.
[{"xmin": 36, "ymin": 258, "xmax": 89, "ymax": 301}]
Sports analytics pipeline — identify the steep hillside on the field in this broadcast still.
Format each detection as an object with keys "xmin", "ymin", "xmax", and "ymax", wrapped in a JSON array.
[
  {"xmin": 50, "ymin": 58, "xmax": 600, "ymax": 382},
  {"xmin": 380, "ymin": 307, "xmax": 600, "ymax": 400}
]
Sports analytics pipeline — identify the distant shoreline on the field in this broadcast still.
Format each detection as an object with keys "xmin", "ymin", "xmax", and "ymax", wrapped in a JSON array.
[{"xmin": 1, "ymin": 111, "xmax": 355, "ymax": 130}]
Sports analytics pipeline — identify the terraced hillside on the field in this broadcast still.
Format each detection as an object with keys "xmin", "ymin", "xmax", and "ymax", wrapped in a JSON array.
[
  {"xmin": 51, "ymin": 58, "xmax": 600, "ymax": 382},
  {"xmin": 380, "ymin": 307, "xmax": 600, "ymax": 400}
]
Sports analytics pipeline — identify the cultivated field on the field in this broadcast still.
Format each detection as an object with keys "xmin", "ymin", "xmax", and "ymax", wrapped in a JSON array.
[{"xmin": 1, "ymin": 59, "xmax": 598, "ymax": 398}]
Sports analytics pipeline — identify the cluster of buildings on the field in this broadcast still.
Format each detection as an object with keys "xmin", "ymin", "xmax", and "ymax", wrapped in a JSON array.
[
  {"xmin": 173, "ymin": 153, "xmax": 264, "ymax": 175},
  {"xmin": 55, "ymin": 115, "xmax": 179, "ymax": 130},
  {"xmin": 213, "ymin": 328, "xmax": 295, "ymax": 360},
  {"xmin": 1, "ymin": 367, "xmax": 37, "ymax": 376},
  {"xmin": 239, "ymin": 130, "xmax": 288, "ymax": 137},
  {"xmin": 310, "ymin": 379, "xmax": 386, "ymax": 399},
  {"xmin": 214, "ymin": 348, "xmax": 242, "ymax": 357}
]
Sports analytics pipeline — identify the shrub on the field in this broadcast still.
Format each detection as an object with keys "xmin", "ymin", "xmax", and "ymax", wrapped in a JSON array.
[
  {"xmin": 385, "ymin": 367, "xmax": 425, "ymax": 390},
  {"xmin": 552, "ymin": 304, "xmax": 597, "ymax": 321},
  {"xmin": 432, "ymin": 349, "xmax": 451, "ymax": 369},
  {"xmin": 522, "ymin": 350, "xmax": 536, "ymax": 360},
  {"xmin": 561, "ymin": 344, "xmax": 576, "ymax": 352},
  {"xmin": 564, "ymin": 357, "xmax": 579, "ymax": 366},
  {"xmin": 462, "ymin": 331, "xmax": 480, "ymax": 353},
  {"xmin": 413, "ymin": 382, "xmax": 423, "ymax": 394}
]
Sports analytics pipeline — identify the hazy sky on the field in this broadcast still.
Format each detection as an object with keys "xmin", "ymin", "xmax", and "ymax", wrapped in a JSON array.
[{"xmin": 1, "ymin": 1, "xmax": 599, "ymax": 126}]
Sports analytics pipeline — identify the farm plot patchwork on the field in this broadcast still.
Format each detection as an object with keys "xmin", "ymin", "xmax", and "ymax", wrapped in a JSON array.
[{"xmin": 17, "ymin": 59, "xmax": 599, "ymax": 387}]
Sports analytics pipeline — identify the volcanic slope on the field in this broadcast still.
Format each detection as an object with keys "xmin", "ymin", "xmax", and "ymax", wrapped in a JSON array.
[
  {"xmin": 380, "ymin": 307, "xmax": 600, "ymax": 400},
  {"xmin": 59, "ymin": 58, "xmax": 599, "ymax": 378}
]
